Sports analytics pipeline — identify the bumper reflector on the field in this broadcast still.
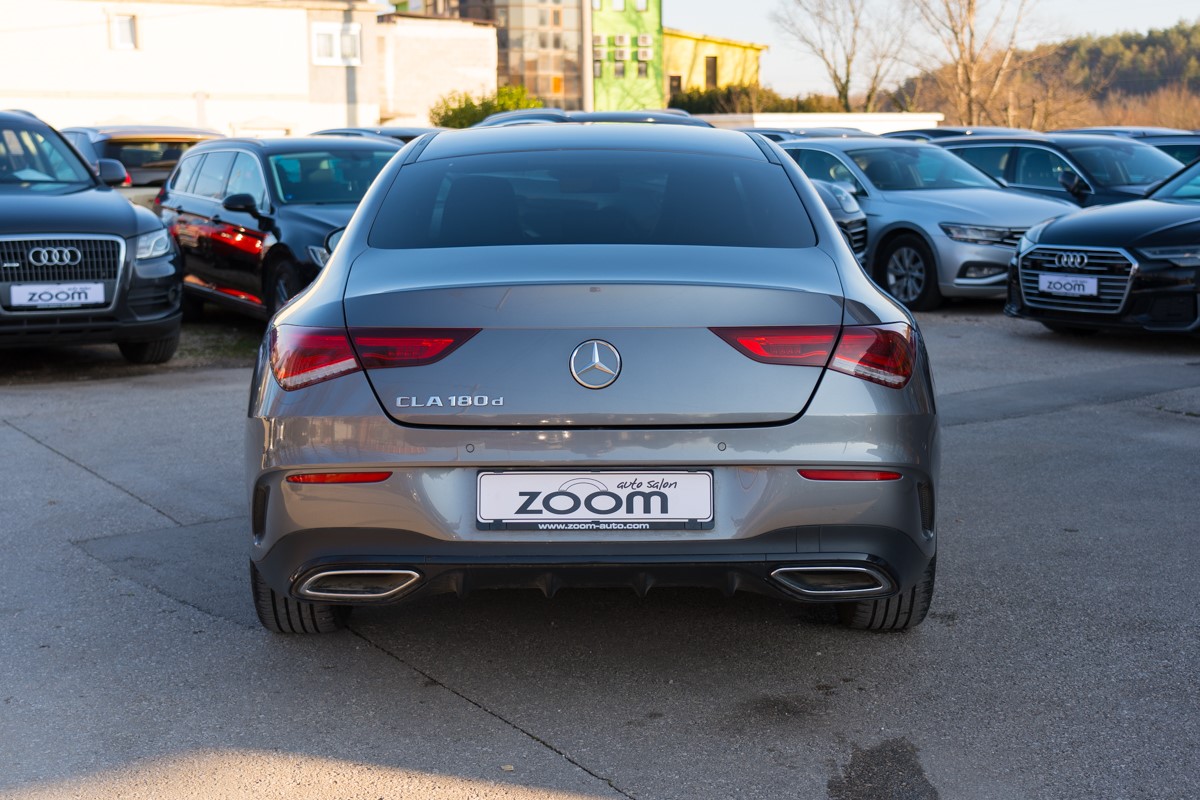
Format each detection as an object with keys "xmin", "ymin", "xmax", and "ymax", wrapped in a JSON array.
[
  {"xmin": 799, "ymin": 469, "xmax": 902, "ymax": 481},
  {"xmin": 286, "ymin": 471, "xmax": 393, "ymax": 484}
]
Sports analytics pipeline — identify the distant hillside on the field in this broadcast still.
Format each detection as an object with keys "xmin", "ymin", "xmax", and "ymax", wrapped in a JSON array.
[{"xmin": 1065, "ymin": 20, "xmax": 1200, "ymax": 98}]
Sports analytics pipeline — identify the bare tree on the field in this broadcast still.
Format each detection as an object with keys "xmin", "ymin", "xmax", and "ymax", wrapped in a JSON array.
[
  {"xmin": 772, "ymin": 0, "xmax": 910, "ymax": 113},
  {"xmin": 912, "ymin": 0, "xmax": 1032, "ymax": 125}
]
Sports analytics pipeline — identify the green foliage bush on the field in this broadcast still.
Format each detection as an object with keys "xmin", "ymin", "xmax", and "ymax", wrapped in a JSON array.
[
  {"xmin": 429, "ymin": 85, "xmax": 544, "ymax": 128},
  {"xmin": 668, "ymin": 85, "xmax": 842, "ymax": 115}
]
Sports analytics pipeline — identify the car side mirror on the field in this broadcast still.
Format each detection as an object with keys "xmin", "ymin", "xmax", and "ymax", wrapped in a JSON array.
[
  {"xmin": 223, "ymin": 193, "xmax": 259, "ymax": 214},
  {"xmin": 324, "ymin": 227, "xmax": 345, "ymax": 253},
  {"xmin": 1057, "ymin": 170, "xmax": 1089, "ymax": 197},
  {"xmin": 97, "ymin": 158, "xmax": 128, "ymax": 187}
]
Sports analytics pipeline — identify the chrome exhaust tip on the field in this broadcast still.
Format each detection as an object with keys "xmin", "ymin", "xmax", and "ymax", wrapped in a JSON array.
[
  {"xmin": 770, "ymin": 566, "xmax": 893, "ymax": 598},
  {"xmin": 296, "ymin": 569, "xmax": 421, "ymax": 601}
]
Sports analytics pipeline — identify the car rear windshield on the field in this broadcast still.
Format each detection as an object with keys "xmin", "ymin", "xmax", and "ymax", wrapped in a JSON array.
[
  {"xmin": 367, "ymin": 150, "xmax": 816, "ymax": 249},
  {"xmin": 1062, "ymin": 142, "xmax": 1182, "ymax": 187},
  {"xmin": 269, "ymin": 149, "xmax": 396, "ymax": 204},
  {"xmin": 100, "ymin": 139, "xmax": 204, "ymax": 179},
  {"xmin": 0, "ymin": 123, "xmax": 93, "ymax": 192}
]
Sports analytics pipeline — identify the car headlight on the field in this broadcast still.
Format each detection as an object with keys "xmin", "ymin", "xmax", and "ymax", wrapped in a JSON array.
[
  {"xmin": 827, "ymin": 183, "xmax": 860, "ymax": 214},
  {"xmin": 939, "ymin": 223, "xmax": 1011, "ymax": 246},
  {"xmin": 1139, "ymin": 245, "xmax": 1200, "ymax": 267},
  {"xmin": 307, "ymin": 245, "xmax": 331, "ymax": 268},
  {"xmin": 135, "ymin": 229, "xmax": 172, "ymax": 261}
]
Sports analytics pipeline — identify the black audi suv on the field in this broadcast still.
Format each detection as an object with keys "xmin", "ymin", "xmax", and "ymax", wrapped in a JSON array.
[
  {"xmin": 156, "ymin": 136, "xmax": 400, "ymax": 319},
  {"xmin": 1008, "ymin": 156, "xmax": 1200, "ymax": 334},
  {"xmin": 0, "ymin": 110, "xmax": 182, "ymax": 363}
]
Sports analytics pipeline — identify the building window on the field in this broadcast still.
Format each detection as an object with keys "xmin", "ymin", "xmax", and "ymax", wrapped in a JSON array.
[
  {"xmin": 668, "ymin": 75, "xmax": 682, "ymax": 97},
  {"xmin": 635, "ymin": 0, "xmax": 648, "ymax": 9},
  {"xmin": 552, "ymin": 9, "xmax": 561, "ymax": 26},
  {"xmin": 637, "ymin": 61, "xmax": 648, "ymax": 78},
  {"xmin": 612, "ymin": 0, "xmax": 625, "ymax": 9},
  {"xmin": 614, "ymin": 61, "xmax": 626, "ymax": 78},
  {"xmin": 593, "ymin": 0, "xmax": 601, "ymax": 9},
  {"xmin": 311, "ymin": 22, "xmax": 362, "ymax": 67},
  {"xmin": 109, "ymin": 15, "xmax": 137, "ymax": 50},
  {"xmin": 594, "ymin": 60, "xmax": 603, "ymax": 78},
  {"xmin": 705, "ymin": 56, "xmax": 718, "ymax": 89}
]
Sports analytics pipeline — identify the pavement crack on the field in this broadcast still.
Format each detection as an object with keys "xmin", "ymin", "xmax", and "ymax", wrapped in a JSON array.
[
  {"xmin": 3, "ymin": 419, "xmax": 184, "ymax": 526},
  {"xmin": 348, "ymin": 627, "xmax": 639, "ymax": 799}
]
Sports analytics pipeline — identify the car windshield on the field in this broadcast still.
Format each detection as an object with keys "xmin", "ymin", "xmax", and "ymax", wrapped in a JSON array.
[
  {"xmin": 367, "ymin": 150, "xmax": 816, "ymax": 249},
  {"xmin": 1148, "ymin": 161, "xmax": 1200, "ymax": 202},
  {"xmin": 1062, "ymin": 142, "xmax": 1182, "ymax": 187},
  {"xmin": 846, "ymin": 146, "xmax": 996, "ymax": 190},
  {"xmin": 268, "ymin": 149, "xmax": 396, "ymax": 204},
  {"xmin": 0, "ymin": 122, "xmax": 94, "ymax": 192}
]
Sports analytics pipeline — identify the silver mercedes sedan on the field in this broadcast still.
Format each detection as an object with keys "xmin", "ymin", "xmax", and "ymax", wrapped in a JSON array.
[
  {"xmin": 778, "ymin": 138, "xmax": 1075, "ymax": 310},
  {"xmin": 246, "ymin": 125, "xmax": 939, "ymax": 634}
]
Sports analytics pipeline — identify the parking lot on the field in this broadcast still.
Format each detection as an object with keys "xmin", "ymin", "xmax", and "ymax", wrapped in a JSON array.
[{"xmin": 2, "ymin": 302, "xmax": 1199, "ymax": 799}]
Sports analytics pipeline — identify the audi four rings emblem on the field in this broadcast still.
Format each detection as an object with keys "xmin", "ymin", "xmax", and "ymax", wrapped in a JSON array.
[
  {"xmin": 570, "ymin": 340, "xmax": 621, "ymax": 389},
  {"xmin": 28, "ymin": 247, "xmax": 83, "ymax": 267},
  {"xmin": 1054, "ymin": 252, "xmax": 1089, "ymax": 269}
]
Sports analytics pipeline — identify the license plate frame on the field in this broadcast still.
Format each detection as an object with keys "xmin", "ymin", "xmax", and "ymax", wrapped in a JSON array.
[
  {"xmin": 10, "ymin": 282, "xmax": 106, "ymax": 308},
  {"xmin": 477, "ymin": 470, "xmax": 715, "ymax": 531}
]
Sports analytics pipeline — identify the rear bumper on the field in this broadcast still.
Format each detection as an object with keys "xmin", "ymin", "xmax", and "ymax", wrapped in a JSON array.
[{"xmin": 256, "ymin": 525, "xmax": 934, "ymax": 605}]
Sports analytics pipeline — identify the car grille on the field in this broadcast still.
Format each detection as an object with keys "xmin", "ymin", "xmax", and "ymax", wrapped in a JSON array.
[
  {"xmin": 838, "ymin": 218, "xmax": 868, "ymax": 257},
  {"xmin": 1000, "ymin": 227, "xmax": 1027, "ymax": 248},
  {"xmin": 0, "ymin": 237, "xmax": 123, "ymax": 283},
  {"xmin": 1018, "ymin": 246, "xmax": 1135, "ymax": 313}
]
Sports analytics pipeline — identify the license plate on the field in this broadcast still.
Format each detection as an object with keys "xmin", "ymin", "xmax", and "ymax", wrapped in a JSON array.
[
  {"xmin": 477, "ymin": 471, "xmax": 714, "ymax": 531},
  {"xmin": 1038, "ymin": 274, "xmax": 1097, "ymax": 297},
  {"xmin": 11, "ymin": 282, "xmax": 105, "ymax": 308}
]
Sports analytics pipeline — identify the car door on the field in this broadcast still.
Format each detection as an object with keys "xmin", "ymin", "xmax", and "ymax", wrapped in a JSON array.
[
  {"xmin": 177, "ymin": 150, "xmax": 236, "ymax": 292},
  {"xmin": 158, "ymin": 152, "xmax": 208, "ymax": 283},
  {"xmin": 947, "ymin": 145, "xmax": 1011, "ymax": 184},
  {"xmin": 208, "ymin": 151, "xmax": 271, "ymax": 302}
]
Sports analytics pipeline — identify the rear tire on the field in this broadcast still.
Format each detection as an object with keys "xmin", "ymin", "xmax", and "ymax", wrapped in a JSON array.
[
  {"xmin": 1041, "ymin": 322, "xmax": 1099, "ymax": 336},
  {"xmin": 837, "ymin": 557, "xmax": 935, "ymax": 632},
  {"xmin": 876, "ymin": 235, "xmax": 943, "ymax": 311},
  {"xmin": 250, "ymin": 561, "xmax": 348, "ymax": 634},
  {"xmin": 118, "ymin": 332, "xmax": 179, "ymax": 364}
]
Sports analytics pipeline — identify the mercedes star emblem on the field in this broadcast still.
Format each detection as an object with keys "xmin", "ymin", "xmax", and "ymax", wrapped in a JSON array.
[{"xmin": 570, "ymin": 340, "xmax": 621, "ymax": 389}]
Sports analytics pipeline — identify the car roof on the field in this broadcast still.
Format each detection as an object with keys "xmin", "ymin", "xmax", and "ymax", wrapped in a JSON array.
[
  {"xmin": 59, "ymin": 124, "xmax": 222, "ymax": 140},
  {"xmin": 312, "ymin": 126, "xmax": 444, "ymax": 137},
  {"xmin": 776, "ymin": 137, "xmax": 937, "ymax": 152},
  {"xmin": 418, "ymin": 124, "xmax": 766, "ymax": 161},
  {"xmin": 883, "ymin": 126, "xmax": 1038, "ymax": 139},
  {"xmin": 188, "ymin": 136, "xmax": 403, "ymax": 154},
  {"xmin": 474, "ymin": 109, "xmax": 710, "ymax": 127},
  {"xmin": 1054, "ymin": 126, "xmax": 1194, "ymax": 137},
  {"xmin": 933, "ymin": 132, "xmax": 1161, "ymax": 148}
]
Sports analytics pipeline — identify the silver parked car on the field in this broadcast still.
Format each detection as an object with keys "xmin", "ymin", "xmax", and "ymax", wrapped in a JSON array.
[
  {"xmin": 778, "ymin": 138, "xmax": 1074, "ymax": 310},
  {"xmin": 246, "ymin": 125, "xmax": 939, "ymax": 634}
]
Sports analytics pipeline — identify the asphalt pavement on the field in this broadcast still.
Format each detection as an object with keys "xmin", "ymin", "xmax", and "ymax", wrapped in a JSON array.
[{"xmin": 1, "ymin": 304, "xmax": 1198, "ymax": 799}]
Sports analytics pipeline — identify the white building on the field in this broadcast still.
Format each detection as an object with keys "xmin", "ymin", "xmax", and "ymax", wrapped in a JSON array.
[{"xmin": 0, "ymin": 0, "xmax": 497, "ymax": 133}]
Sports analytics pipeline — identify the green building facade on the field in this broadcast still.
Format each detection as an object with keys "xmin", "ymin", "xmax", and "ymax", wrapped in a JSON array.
[{"xmin": 591, "ymin": 0, "xmax": 664, "ymax": 110}]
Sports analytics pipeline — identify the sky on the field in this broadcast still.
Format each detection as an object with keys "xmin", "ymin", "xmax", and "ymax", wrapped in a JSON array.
[{"xmin": 662, "ymin": 0, "xmax": 1200, "ymax": 98}]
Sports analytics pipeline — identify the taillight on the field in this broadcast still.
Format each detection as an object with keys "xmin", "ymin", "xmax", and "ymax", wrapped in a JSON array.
[
  {"xmin": 799, "ymin": 469, "xmax": 902, "ymax": 481},
  {"xmin": 286, "ymin": 472, "xmax": 392, "ymax": 484},
  {"xmin": 829, "ymin": 323, "xmax": 914, "ymax": 388},
  {"xmin": 270, "ymin": 325, "xmax": 361, "ymax": 391},
  {"xmin": 711, "ymin": 322, "xmax": 914, "ymax": 389},
  {"xmin": 709, "ymin": 326, "xmax": 839, "ymax": 366},
  {"xmin": 349, "ymin": 328, "xmax": 479, "ymax": 369}
]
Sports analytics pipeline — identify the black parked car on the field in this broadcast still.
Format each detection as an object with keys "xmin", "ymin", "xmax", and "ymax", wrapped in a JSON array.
[
  {"xmin": 156, "ymin": 136, "xmax": 400, "ymax": 319},
  {"xmin": 0, "ymin": 110, "xmax": 182, "ymax": 363},
  {"xmin": 473, "ymin": 109, "xmax": 713, "ymax": 127},
  {"xmin": 882, "ymin": 126, "xmax": 1036, "ymax": 141},
  {"xmin": 935, "ymin": 133, "xmax": 1183, "ymax": 207},
  {"xmin": 1052, "ymin": 126, "xmax": 1200, "ymax": 165},
  {"xmin": 1008, "ymin": 156, "xmax": 1200, "ymax": 334}
]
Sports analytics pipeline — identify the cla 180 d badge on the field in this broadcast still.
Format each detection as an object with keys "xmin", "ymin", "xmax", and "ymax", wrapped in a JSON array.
[{"xmin": 397, "ymin": 394, "xmax": 504, "ymax": 408}]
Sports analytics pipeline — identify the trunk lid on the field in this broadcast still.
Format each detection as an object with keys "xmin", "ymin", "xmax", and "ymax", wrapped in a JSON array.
[{"xmin": 342, "ymin": 245, "xmax": 845, "ymax": 427}]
